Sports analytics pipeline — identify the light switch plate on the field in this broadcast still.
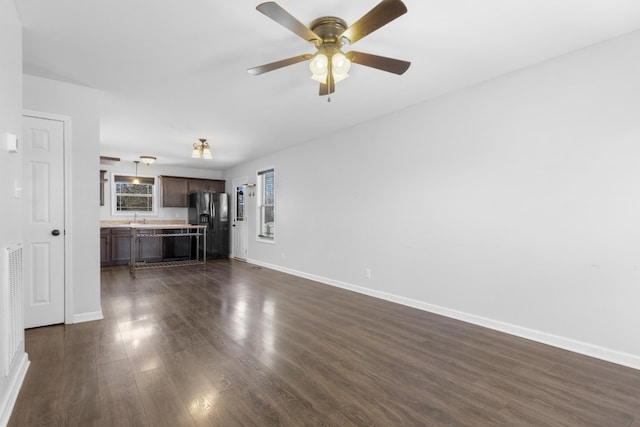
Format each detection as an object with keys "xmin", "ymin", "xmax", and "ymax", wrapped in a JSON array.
[
  {"xmin": 14, "ymin": 179, "xmax": 22, "ymax": 199},
  {"xmin": 5, "ymin": 133, "xmax": 18, "ymax": 153}
]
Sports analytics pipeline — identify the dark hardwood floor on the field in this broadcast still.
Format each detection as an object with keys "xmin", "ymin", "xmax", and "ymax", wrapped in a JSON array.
[{"xmin": 8, "ymin": 260, "xmax": 640, "ymax": 426}]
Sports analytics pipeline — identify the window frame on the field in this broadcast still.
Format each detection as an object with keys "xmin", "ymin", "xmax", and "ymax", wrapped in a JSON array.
[
  {"xmin": 256, "ymin": 168, "xmax": 275, "ymax": 242},
  {"xmin": 110, "ymin": 172, "xmax": 158, "ymax": 216}
]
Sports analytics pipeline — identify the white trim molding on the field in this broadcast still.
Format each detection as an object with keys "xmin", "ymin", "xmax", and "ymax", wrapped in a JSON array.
[
  {"xmin": 0, "ymin": 353, "xmax": 29, "ymax": 427},
  {"xmin": 72, "ymin": 310, "xmax": 104, "ymax": 324},
  {"xmin": 248, "ymin": 258, "xmax": 640, "ymax": 371}
]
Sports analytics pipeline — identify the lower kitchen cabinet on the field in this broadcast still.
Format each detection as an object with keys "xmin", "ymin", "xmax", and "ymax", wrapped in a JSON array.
[
  {"xmin": 110, "ymin": 228, "xmax": 132, "ymax": 266},
  {"xmin": 137, "ymin": 229, "xmax": 162, "ymax": 263},
  {"xmin": 100, "ymin": 228, "xmax": 110, "ymax": 264},
  {"xmin": 162, "ymin": 231, "xmax": 191, "ymax": 261},
  {"xmin": 101, "ymin": 227, "xmax": 163, "ymax": 266}
]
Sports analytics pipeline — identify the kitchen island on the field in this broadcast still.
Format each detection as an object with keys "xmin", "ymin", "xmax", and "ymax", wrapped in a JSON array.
[
  {"xmin": 100, "ymin": 221, "xmax": 207, "ymax": 277},
  {"xmin": 130, "ymin": 223, "xmax": 207, "ymax": 277}
]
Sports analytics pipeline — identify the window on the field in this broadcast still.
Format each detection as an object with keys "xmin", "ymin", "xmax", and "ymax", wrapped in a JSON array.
[
  {"xmin": 236, "ymin": 185, "xmax": 245, "ymax": 222},
  {"xmin": 257, "ymin": 168, "xmax": 275, "ymax": 240},
  {"xmin": 112, "ymin": 174, "xmax": 157, "ymax": 215}
]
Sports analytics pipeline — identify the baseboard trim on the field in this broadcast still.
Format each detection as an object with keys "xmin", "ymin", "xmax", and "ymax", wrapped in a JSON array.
[
  {"xmin": 71, "ymin": 310, "xmax": 104, "ymax": 324},
  {"xmin": 248, "ymin": 259, "xmax": 640, "ymax": 371},
  {"xmin": 0, "ymin": 352, "xmax": 29, "ymax": 427}
]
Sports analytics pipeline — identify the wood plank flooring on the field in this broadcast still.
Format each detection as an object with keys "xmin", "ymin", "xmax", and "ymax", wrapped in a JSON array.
[{"xmin": 8, "ymin": 260, "xmax": 640, "ymax": 426}]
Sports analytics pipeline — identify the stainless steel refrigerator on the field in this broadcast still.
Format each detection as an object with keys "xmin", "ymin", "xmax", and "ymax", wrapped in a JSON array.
[{"xmin": 188, "ymin": 191, "xmax": 229, "ymax": 259}]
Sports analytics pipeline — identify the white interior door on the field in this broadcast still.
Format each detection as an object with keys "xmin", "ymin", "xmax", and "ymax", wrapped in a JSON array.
[
  {"xmin": 232, "ymin": 179, "xmax": 249, "ymax": 261},
  {"xmin": 23, "ymin": 115, "xmax": 65, "ymax": 328}
]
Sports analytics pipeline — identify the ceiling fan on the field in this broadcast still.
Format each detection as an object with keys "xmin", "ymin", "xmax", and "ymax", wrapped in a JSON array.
[{"xmin": 247, "ymin": 0, "xmax": 411, "ymax": 96}]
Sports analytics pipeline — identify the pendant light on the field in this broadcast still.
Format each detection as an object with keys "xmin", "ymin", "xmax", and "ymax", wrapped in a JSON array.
[{"xmin": 132, "ymin": 160, "xmax": 140, "ymax": 184}]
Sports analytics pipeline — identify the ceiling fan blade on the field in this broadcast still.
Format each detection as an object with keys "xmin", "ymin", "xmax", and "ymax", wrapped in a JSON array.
[
  {"xmin": 318, "ymin": 74, "xmax": 335, "ymax": 96},
  {"xmin": 318, "ymin": 83, "xmax": 336, "ymax": 96},
  {"xmin": 327, "ymin": 69, "xmax": 335, "ymax": 94},
  {"xmin": 347, "ymin": 51, "xmax": 410, "ymax": 75},
  {"xmin": 256, "ymin": 2, "xmax": 321, "ymax": 45},
  {"xmin": 247, "ymin": 54, "xmax": 312, "ymax": 75},
  {"xmin": 339, "ymin": 0, "xmax": 407, "ymax": 45}
]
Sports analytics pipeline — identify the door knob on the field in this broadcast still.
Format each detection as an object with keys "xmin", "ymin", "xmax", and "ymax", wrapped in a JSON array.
[{"xmin": 51, "ymin": 229, "xmax": 61, "ymax": 236}]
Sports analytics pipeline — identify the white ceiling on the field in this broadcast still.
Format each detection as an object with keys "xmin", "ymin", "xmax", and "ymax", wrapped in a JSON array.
[{"xmin": 15, "ymin": 0, "xmax": 640, "ymax": 171}]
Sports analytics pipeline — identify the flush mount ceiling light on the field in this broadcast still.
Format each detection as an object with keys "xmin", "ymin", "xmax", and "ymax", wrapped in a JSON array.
[
  {"xmin": 139, "ymin": 155, "xmax": 156, "ymax": 165},
  {"xmin": 247, "ymin": 1, "xmax": 411, "ymax": 97},
  {"xmin": 192, "ymin": 138, "xmax": 212, "ymax": 159}
]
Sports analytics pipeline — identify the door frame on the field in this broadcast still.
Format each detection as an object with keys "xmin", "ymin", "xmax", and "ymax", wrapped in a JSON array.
[
  {"xmin": 232, "ymin": 176, "xmax": 249, "ymax": 260},
  {"xmin": 23, "ymin": 110, "xmax": 74, "ymax": 324}
]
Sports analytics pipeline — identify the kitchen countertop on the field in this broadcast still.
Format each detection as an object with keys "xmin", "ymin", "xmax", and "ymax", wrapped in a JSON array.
[
  {"xmin": 101, "ymin": 220, "xmax": 189, "ymax": 228},
  {"xmin": 128, "ymin": 223, "xmax": 205, "ymax": 229}
]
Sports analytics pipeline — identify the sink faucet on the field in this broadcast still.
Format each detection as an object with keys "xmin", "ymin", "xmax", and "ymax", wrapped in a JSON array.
[{"xmin": 133, "ymin": 213, "xmax": 138, "ymax": 223}]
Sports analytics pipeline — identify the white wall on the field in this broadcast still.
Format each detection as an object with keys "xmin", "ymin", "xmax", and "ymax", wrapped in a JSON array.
[
  {"xmin": 99, "ymin": 162, "xmax": 223, "ymax": 221},
  {"xmin": 0, "ymin": 0, "xmax": 29, "ymax": 424},
  {"xmin": 225, "ymin": 30, "xmax": 640, "ymax": 369},
  {"xmin": 23, "ymin": 75, "xmax": 103, "ymax": 322}
]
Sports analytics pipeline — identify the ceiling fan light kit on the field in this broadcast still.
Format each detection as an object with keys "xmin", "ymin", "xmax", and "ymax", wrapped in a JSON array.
[
  {"xmin": 307, "ymin": 17, "xmax": 351, "ymax": 85},
  {"xmin": 248, "ymin": 0, "xmax": 410, "ymax": 97},
  {"xmin": 309, "ymin": 53, "xmax": 329, "ymax": 82}
]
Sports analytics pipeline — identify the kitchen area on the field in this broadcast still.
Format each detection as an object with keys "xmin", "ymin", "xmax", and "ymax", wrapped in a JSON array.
[{"xmin": 99, "ymin": 156, "xmax": 230, "ymax": 271}]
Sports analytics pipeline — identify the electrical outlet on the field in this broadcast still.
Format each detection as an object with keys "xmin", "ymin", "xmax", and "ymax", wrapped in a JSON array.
[{"xmin": 365, "ymin": 268, "xmax": 371, "ymax": 279}]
